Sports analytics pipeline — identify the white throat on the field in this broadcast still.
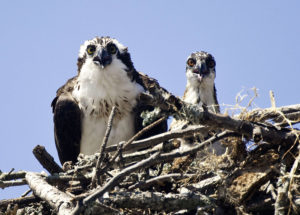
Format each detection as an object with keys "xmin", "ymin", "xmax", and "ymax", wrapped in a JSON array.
[{"xmin": 184, "ymin": 78, "xmax": 217, "ymax": 113}]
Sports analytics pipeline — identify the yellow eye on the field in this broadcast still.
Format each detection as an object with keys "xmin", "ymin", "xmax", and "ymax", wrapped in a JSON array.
[
  {"xmin": 87, "ymin": 45, "xmax": 96, "ymax": 55},
  {"xmin": 187, "ymin": 58, "xmax": 195, "ymax": 67},
  {"xmin": 108, "ymin": 44, "xmax": 117, "ymax": 54}
]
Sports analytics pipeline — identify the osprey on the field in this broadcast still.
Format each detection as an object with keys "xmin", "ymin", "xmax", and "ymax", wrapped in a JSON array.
[
  {"xmin": 170, "ymin": 51, "xmax": 222, "ymax": 154},
  {"xmin": 51, "ymin": 37, "xmax": 167, "ymax": 164}
]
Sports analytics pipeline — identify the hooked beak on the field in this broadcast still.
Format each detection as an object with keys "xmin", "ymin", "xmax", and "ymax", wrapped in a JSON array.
[
  {"xmin": 93, "ymin": 49, "xmax": 112, "ymax": 68},
  {"xmin": 192, "ymin": 62, "xmax": 208, "ymax": 82}
]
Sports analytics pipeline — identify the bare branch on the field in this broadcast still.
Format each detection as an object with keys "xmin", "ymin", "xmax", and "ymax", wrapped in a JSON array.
[
  {"xmin": 25, "ymin": 172, "xmax": 75, "ymax": 214},
  {"xmin": 0, "ymin": 179, "xmax": 27, "ymax": 189},
  {"xmin": 0, "ymin": 195, "xmax": 39, "ymax": 208},
  {"xmin": 128, "ymin": 173, "xmax": 194, "ymax": 190},
  {"xmin": 105, "ymin": 124, "xmax": 209, "ymax": 153},
  {"xmin": 92, "ymin": 106, "xmax": 116, "ymax": 187},
  {"xmin": 99, "ymin": 190, "xmax": 215, "ymax": 212},
  {"xmin": 0, "ymin": 171, "xmax": 26, "ymax": 181},
  {"xmin": 187, "ymin": 175, "xmax": 222, "ymax": 192},
  {"xmin": 33, "ymin": 145, "xmax": 63, "ymax": 174},
  {"xmin": 78, "ymin": 131, "xmax": 236, "ymax": 211},
  {"xmin": 106, "ymin": 116, "xmax": 167, "ymax": 169}
]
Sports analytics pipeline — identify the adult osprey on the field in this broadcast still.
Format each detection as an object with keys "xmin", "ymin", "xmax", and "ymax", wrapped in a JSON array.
[
  {"xmin": 170, "ymin": 51, "xmax": 223, "ymax": 154},
  {"xmin": 51, "ymin": 37, "xmax": 167, "ymax": 164}
]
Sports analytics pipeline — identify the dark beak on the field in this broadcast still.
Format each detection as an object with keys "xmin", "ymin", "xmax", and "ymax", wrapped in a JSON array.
[
  {"xmin": 93, "ymin": 49, "xmax": 112, "ymax": 68},
  {"xmin": 193, "ymin": 62, "xmax": 208, "ymax": 76}
]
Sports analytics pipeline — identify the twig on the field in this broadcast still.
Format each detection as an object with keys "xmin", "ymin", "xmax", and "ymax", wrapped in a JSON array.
[
  {"xmin": 0, "ymin": 179, "xmax": 27, "ymax": 189},
  {"xmin": 0, "ymin": 171, "xmax": 26, "ymax": 181},
  {"xmin": 8, "ymin": 168, "xmax": 15, "ymax": 175},
  {"xmin": 25, "ymin": 172, "xmax": 75, "ymax": 214},
  {"xmin": 137, "ymin": 73, "xmax": 300, "ymax": 147},
  {"xmin": 270, "ymin": 90, "xmax": 276, "ymax": 108},
  {"xmin": 128, "ymin": 173, "xmax": 192, "ymax": 190},
  {"xmin": 105, "ymin": 124, "xmax": 209, "ymax": 153},
  {"xmin": 275, "ymin": 163, "xmax": 288, "ymax": 215},
  {"xmin": 76, "ymin": 131, "xmax": 236, "ymax": 212},
  {"xmin": 117, "ymin": 138, "xmax": 180, "ymax": 164},
  {"xmin": 246, "ymin": 104, "xmax": 300, "ymax": 122},
  {"xmin": 46, "ymin": 174, "xmax": 90, "ymax": 183},
  {"xmin": 274, "ymin": 111, "xmax": 300, "ymax": 127},
  {"xmin": 106, "ymin": 117, "xmax": 167, "ymax": 169},
  {"xmin": 0, "ymin": 195, "xmax": 39, "ymax": 208},
  {"xmin": 186, "ymin": 175, "xmax": 222, "ymax": 192},
  {"xmin": 33, "ymin": 145, "xmax": 63, "ymax": 174},
  {"xmin": 287, "ymin": 149, "xmax": 300, "ymax": 214},
  {"xmin": 143, "ymin": 92, "xmax": 299, "ymax": 148},
  {"xmin": 82, "ymin": 152, "xmax": 161, "ymax": 207},
  {"xmin": 124, "ymin": 116, "xmax": 167, "ymax": 151},
  {"xmin": 92, "ymin": 106, "xmax": 116, "ymax": 187},
  {"xmin": 118, "ymin": 146, "xmax": 161, "ymax": 164},
  {"xmin": 100, "ymin": 190, "xmax": 215, "ymax": 212},
  {"xmin": 21, "ymin": 189, "xmax": 32, "ymax": 197}
]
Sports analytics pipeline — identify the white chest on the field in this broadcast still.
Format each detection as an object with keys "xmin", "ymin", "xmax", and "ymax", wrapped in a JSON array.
[
  {"xmin": 183, "ymin": 83, "xmax": 217, "ymax": 113},
  {"xmin": 72, "ymin": 61, "xmax": 144, "ymax": 155}
]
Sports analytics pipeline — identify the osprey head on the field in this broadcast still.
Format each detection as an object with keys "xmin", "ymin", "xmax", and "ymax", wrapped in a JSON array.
[
  {"xmin": 185, "ymin": 51, "xmax": 216, "ymax": 86},
  {"xmin": 77, "ymin": 37, "xmax": 134, "ymax": 74}
]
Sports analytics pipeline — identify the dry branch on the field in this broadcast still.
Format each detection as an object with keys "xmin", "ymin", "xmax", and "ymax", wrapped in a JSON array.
[
  {"xmin": 144, "ymin": 92, "xmax": 299, "ymax": 147},
  {"xmin": 92, "ymin": 106, "xmax": 116, "ymax": 187},
  {"xmin": 0, "ymin": 171, "xmax": 26, "ymax": 181},
  {"xmin": 77, "ymin": 130, "xmax": 236, "ymax": 212},
  {"xmin": 128, "ymin": 173, "xmax": 193, "ymax": 190},
  {"xmin": 33, "ymin": 145, "xmax": 63, "ymax": 174},
  {"xmin": 105, "ymin": 124, "xmax": 209, "ymax": 153},
  {"xmin": 0, "ymin": 179, "xmax": 26, "ymax": 189},
  {"xmin": 0, "ymin": 195, "xmax": 39, "ymax": 208},
  {"xmin": 247, "ymin": 104, "xmax": 300, "ymax": 122},
  {"xmin": 25, "ymin": 172, "xmax": 74, "ymax": 215},
  {"xmin": 187, "ymin": 175, "xmax": 222, "ymax": 192},
  {"xmin": 100, "ymin": 190, "xmax": 215, "ymax": 212}
]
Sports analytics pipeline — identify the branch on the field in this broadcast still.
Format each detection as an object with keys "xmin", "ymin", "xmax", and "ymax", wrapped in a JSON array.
[
  {"xmin": 128, "ymin": 173, "xmax": 194, "ymax": 190},
  {"xmin": 0, "ymin": 179, "xmax": 27, "ymax": 189},
  {"xmin": 33, "ymin": 145, "xmax": 63, "ymax": 174},
  {"xmin": 25, "ymin": 172, "xmax": 74, "ymax": 215},
  {"xmin": 136, "ymin": 73, "xmax": 300, "ymax": 147},
  {"xmin": 0, "ymin": 195, "xmax": 39, "ymax": 208},
  {"xmin": 247, "ymin": 104, "xmax": 300, "ymax": 122},
  {"xmin": 98, "ymin": 190, "xmax": 215, "ymax": 212},
  {"xmin": 141, "ymin": 93, "xmax": 299, "ymax": 147},
  {"xmin": 105, "ymin": 124, "xmax": 209, "ymax": 153},
  {"xmin": 82, "ymin": 152, "xmax": 161, "ymax": 207},
  {"xmin": 104, "ymin": 116, "xmax": 167, "ymax": 172},
  {"xmin": 74, "ymin": 130, "xmax": 236, "ymax": 213},
  {"xmin": 287, "ymin": 149, "xmax": 300, "ymax": 214},
  {"xmin": 186, "ymin": 175, "xmax": 222, "ymax": 192},
  {"xmin": 92, "ymin": 106, "xmax": 116, "ymax": 187},
  {"xmin": 0, "ymin": 171, "xmax": 26, "ymax": 181}
]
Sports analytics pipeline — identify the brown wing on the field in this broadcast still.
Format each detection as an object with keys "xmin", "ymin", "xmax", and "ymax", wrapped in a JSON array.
[{"xmin": 51, "ymin": 77, "xmax": 82, "ymax": 164}]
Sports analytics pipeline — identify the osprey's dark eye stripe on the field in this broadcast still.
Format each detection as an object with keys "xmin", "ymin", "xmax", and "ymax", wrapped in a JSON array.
[
  {"xmin": 87, "ymin": 45, "xmax": 96, "ymax": 55},
  {"xmin": 107, "ymin": 43, "xmax": 117, "ymax": 54},
  {"xmin": 207, "ymin": 59, "xmax": 216, "ymax": 68},
  {"xmin": 187, "ymin": 58, "xmax": 196, "ymax": 67}
]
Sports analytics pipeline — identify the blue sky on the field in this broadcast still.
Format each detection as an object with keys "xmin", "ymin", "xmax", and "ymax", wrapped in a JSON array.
[{"xmin": 1, "ymin": 1, "xmax": 299, "ymax": 199}]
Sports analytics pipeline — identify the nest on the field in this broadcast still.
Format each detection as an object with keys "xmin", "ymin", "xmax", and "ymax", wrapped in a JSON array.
[{"xmin": 1, "ymin": 75, "xmax": 300, "ymax": 215}]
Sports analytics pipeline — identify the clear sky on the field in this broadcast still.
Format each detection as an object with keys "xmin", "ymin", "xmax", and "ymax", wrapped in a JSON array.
[{"xmin": 1, "ymin": 1, "xmax": 299, "ymax": 199}]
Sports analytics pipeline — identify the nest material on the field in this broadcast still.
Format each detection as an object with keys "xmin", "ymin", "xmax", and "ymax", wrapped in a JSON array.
[{"xmin": 1, "ymin": 77, "xmax": 300, "ymax": 214}]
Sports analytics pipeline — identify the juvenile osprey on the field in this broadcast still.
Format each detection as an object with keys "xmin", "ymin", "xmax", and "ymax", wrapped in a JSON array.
[
  {"xmin": 51, "ymin": 37, "xmax": 167, "ymax": 164},
  {"xmin": 170, "ymin": 51, "xmax": 222, "ymax": 155}
]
